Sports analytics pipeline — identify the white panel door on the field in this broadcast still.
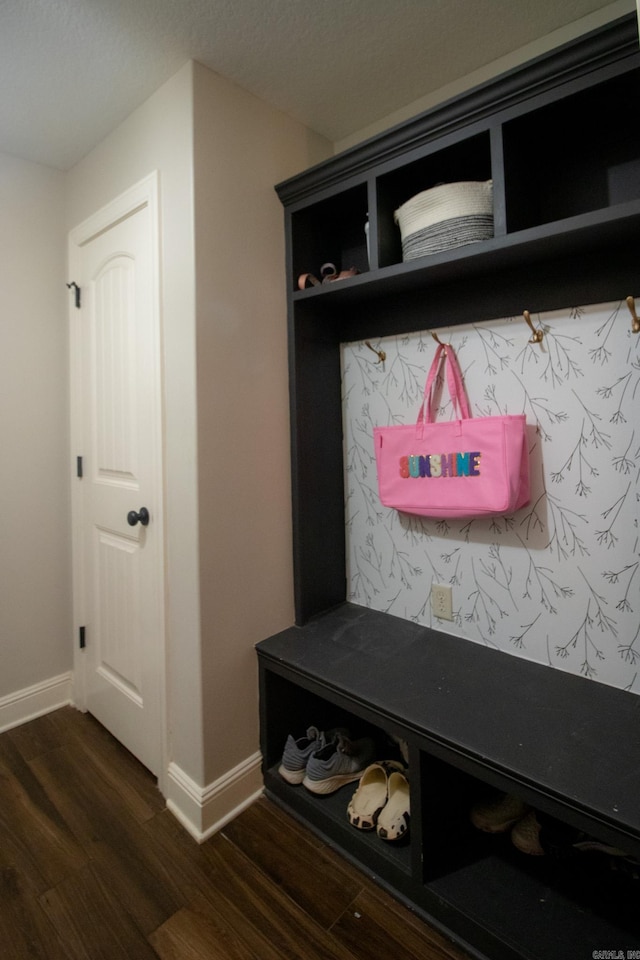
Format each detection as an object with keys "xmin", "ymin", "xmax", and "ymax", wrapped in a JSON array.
[{"xmin": 70, "ymin": 176, "xmax": 164, "ymax": 777}]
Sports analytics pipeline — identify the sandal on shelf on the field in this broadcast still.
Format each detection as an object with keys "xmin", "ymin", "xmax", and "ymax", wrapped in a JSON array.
[
  {"xmin": 347, "ymin": 760, "xmax": 404, "ymax": 831},
  {"xmin": 377, "ymin": 770, "xmax": 410, "ymax": 842},
  {"xmin": 297, "ymin": 272, "xmax": 320, "ymax": 290},
  {"xmin": 321, "ymin": 262, "xmax": 359, "ymax": 283},
  {"xmin": 298, "ymin": 264, "xmax": 359, "ymax": 290}
]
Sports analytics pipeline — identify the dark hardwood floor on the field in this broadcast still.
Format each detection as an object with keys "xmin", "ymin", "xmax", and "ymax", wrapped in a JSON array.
[{"xmin": 0, "ymin": 707, "xmax": 470, "ymax": 959}]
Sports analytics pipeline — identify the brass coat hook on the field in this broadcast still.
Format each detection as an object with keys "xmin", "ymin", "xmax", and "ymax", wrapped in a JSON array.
[
  {"xmin": 365, "ymin": 340, "xmax": 386, "ymax": 364},
  {"xmin": 430, "ymin": 331, "xmax": 447, "ymax": 347},
  {"xmin": 626, "ymin": 296, "xmax": 640, "ymax": 334},
  {"xmin": 523, "ymin": 310, "xmax": 544, "ymax": 344}
]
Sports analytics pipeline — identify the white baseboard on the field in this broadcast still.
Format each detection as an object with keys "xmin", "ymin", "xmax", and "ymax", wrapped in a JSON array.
[
  {"xmin": 0, "ymin": 676, "xmax": 264, "ymax": 842},
  {"xmin": 0, "ymin": 673, "xmax": 73, "ymax": 734},
  {"xmin": 166, "ymin": 751, "xmax": 264, "ymax": 843}
]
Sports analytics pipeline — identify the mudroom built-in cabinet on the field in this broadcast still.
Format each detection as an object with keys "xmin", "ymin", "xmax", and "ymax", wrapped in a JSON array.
[{"xmin": 257, "ymin": 15, "xmax": 640, "ymax": 960}]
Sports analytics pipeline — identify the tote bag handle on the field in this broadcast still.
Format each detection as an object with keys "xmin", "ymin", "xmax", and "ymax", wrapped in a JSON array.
[{"xmin": 417, "ymin": 343, "xmax": 471, "ymax": 434}]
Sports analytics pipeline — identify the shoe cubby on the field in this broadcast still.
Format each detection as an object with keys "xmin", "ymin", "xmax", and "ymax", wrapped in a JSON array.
[
  {"xmin": 423, "ymin": 773, "xmax": 640, "ymax": 958},
  {"xmin": 264, "ymin": 15, "xmax": 640, "ymax": 960},
  {"xmin": 260, "ymin": 668, "xmax": 414, "ymax": 886},
  {"xmin": 503, "ymin": 67, "xmax": 640, "ymax": 234},
  {"xmin": 375, "ymin": 130, "xmax": 494, "ymax": 268}
]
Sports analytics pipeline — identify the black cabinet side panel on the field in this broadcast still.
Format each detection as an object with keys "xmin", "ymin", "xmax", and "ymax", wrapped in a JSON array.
[{"xmin": 289, "ymin": 315, "xmax": 345, "ymax": 623}]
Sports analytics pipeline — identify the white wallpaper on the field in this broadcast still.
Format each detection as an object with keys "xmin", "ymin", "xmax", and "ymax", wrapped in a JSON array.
[{"xmin": 342, "ymin": 299, "xmax": 640, "ymax": 694}]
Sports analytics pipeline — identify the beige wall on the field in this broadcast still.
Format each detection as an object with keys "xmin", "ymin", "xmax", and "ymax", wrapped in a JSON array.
[
  {"xmin": 192, "ymin": 61, "xmax": 331, "ymax": 784},
  {"xmin": 0, "ymin": 152, "xmax": 71, "ymax": 698}
]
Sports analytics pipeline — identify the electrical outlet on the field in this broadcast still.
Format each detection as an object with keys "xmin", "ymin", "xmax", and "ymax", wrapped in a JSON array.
[{"xmin": 432, "ymin": 583, "xmax": 453, "ymax": 621}]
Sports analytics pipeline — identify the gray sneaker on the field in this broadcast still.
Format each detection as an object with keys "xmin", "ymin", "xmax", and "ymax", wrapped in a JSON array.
[
  {"xmin": 302, "ymin": 732, "xmax": 376, "ymax": 795},
  {"xmin": 278, "ymin": 726, "xmax": 326, "ymax": 784}
]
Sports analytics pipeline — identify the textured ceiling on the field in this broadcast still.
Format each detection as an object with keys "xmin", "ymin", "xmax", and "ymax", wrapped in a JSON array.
[{"xmin": 0, "ymin": 0, "xmax": 634, "ymax": 170}]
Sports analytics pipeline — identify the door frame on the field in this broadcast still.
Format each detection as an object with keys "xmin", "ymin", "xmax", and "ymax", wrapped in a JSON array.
[{"xmin": 68, "ymin": 171, "xmax": 168, "ymax": 794}]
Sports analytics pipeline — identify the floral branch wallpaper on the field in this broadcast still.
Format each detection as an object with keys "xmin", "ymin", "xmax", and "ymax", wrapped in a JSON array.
[{"xmin": 341, "ymin": 299, "xmax": 640, "ymax": 694}]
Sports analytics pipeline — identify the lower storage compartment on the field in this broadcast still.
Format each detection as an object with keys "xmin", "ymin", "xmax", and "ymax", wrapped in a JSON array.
[
  {"xmin": 258, "ymin": 628, "xmax": 640, "ymax": 960},
  {"xmin": 261, "ymin": 670, "xmax": 415, "ymax": 892},
  {"xmin": 264, "ymin": 768, "xmax": 414, "ymax": 887},
  {"xmin": 428, "ymin": 842, "xmax": 640, "ymax": 960},
  {"xmin": 417, "ymin": 761, "xmax": 640, "ymax": 959}
]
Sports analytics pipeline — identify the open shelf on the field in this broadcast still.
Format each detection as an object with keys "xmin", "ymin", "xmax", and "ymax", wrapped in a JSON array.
[
  {"xmin": 429, "ymin": 847, "xmax": 640, "ymax": 960},
  {"xmin": 291, "ymin": 199, "xmax": 640, "ymax": 311},
  {"xmin": 265, "ymin": 768, "xmax": 413, "ymax": 879},
  {"xmin": 503, "ymin": 67, "xmax": 640, "ymax": 232},
  {"xmin": 376, "ymin": 130, "xmax": 494, "ymax": 268},
  {"xmin": 260, "ymin": 667, "xmax": 414, "ymax": 886},
  {"xmin": 282, "ymin": 16, "xmax": 640, "ymax": 324},
  {"xmin": 290, "ymin": 182, "xmax": 370, "ymax": 290},
  {"xmin": 419, "ymin": 762, "xmax": 640, "ymax": 958}
]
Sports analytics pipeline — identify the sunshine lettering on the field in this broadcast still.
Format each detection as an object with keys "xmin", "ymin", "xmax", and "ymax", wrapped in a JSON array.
[{"xmin": 399, "ymin": 452, "xmax": 481, "ymax": 478}]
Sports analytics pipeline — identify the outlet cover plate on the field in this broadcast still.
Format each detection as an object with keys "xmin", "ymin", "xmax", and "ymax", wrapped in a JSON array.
[{"xmin": 432, "ymin": 583, "xmax": 453, "ymax": 621}]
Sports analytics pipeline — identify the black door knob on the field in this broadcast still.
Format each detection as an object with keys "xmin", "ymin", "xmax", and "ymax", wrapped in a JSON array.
[{"xmin": 127, "ymin": 507, "xmax": 150, "ymax": 527}]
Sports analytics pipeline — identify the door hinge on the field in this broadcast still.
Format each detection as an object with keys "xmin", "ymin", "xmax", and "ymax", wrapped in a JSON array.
[
  {"xmin": 76, "ymin": 455, "xmax": 83, "ymax": 478},
  {"xmin": 66, "ymin": 281, "xmax": 81, "ymax": 308},
  {"xmin": 79, "ymin": 626, "xmax": 86, "ymax": 649}
]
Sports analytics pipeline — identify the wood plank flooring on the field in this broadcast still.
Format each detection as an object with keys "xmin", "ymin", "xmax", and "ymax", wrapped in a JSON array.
[{"xmin": 0, "ymin": 707, "xmax": 470, "ymax": 960}]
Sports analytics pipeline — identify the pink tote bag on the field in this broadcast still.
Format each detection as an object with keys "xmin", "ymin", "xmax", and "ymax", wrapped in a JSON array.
[{"xmin": 373, "ymin": 343, "xmax": 530, "ymax": 518}]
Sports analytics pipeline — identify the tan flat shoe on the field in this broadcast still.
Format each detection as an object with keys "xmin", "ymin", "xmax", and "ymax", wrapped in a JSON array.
[
  {"xmin": 511, "ymin": 811, "xmax": 545, "ymax": 856},
  {"xmin": 470, "ymin": 793, "xmax": 530, "ymax": 833},
  {"xmin": 376, "ymin": 770, "xmax": 410, "ymax": 842},
  {"xmin": 347, "ymin": 760, "xmax": 404, "ymax": 831}
]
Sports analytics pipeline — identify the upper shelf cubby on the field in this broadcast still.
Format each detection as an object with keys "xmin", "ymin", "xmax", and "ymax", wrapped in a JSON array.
[
  {"xmin": 375, "ymin": 131, "xmax": 493, "ymax": 269},
  {"xmin": 503, "ymin": 67, "xmax": 640, "ymax": 233},
  {"xmin": 290, "ymin": 181, "xmax": 369, "ymax": 292}
]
